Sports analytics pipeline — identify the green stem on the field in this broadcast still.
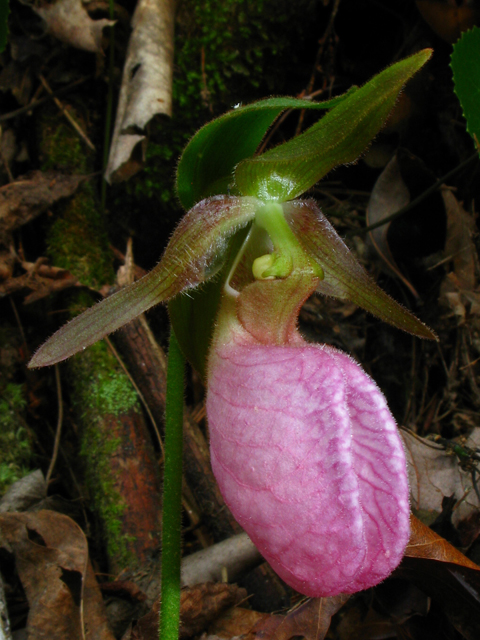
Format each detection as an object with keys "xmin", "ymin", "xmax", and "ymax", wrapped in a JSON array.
[{"xmin": 160, "ymin": 328, "xmax": 185, "ymax": 640}]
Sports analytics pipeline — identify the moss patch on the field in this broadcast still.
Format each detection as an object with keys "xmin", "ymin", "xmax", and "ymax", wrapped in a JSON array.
[
  {"xmin": 40, "ymin": 119, "xmax": 88, "ymax": 174},
  {"xmin": 47, "ymin": 184, "xmax": 114, "ymax": 289},
  {"xmin": 71, "ymin": 340, "xmax": 139, "ymax": 418},
  {"xmin": 126, "ymin": 0, "xmax": 319, "ymax": 207},
  {"xmin": 0, "ymin": 383, "xmax": 32, "ymax": 495},
  {"xmin": 71, "ymin": 340, "xmax": 140, "ymax": 568},
  {"xmin": 38, "ymin": 104, "xmax": 114, "ymax": 289}
]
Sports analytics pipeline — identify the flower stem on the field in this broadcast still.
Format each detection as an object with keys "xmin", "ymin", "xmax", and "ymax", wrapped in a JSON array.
[{"xmin": 160, "ymin": 327, "xmax": 185, "ymax": 640}]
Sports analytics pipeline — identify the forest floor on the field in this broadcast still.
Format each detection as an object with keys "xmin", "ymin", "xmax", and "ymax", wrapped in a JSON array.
[{"xmin": 1, "ymin": 0, "xmax": 480, "ymax": 639}]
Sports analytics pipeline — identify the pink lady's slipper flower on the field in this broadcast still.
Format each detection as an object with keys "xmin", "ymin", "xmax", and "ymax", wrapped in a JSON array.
[
  {"xmin": 29, "ymin": 196, "xmax": 434, "ymax": 597},
  {"xmin": 207, "ymin": 315, "xmax": 410, "ymax": 597},
  {"xmin": 205, "ymin": 201, "xmax": 411, "ymax": 597},
  {"xmin": 28, "ymin": 51, "xmax": 436, "ymax": 599}
]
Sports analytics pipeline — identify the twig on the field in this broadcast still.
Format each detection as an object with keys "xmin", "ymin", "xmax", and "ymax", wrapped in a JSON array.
[
  {"xmin": 0, "ymin": 77, "xmax": 91, "ymax": 123},
  {"xmin": 180, "ymin": 532, "xmax": 261, "ymax": 587},
  {"xmin": 38, "ymin": 74, "xmax": 95, "ymax": 151},
  {"xmin": 296, "ymin": 0, "xmax": 341, "ymax": 135},
  {"xmin": 399, "ymin": 425, "xmax": 445, "ymax": 451},
  {"xmin": 347, "ymin": 151, "xmax": 478, "ymax": 237},
  {"xmin": 46, "ymin": 364, "xmax": 64, "ymax": 486}
]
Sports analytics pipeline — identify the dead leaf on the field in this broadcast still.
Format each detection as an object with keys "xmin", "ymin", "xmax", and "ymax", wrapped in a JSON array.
[
  {"xmin": 25, "ymin": 0, "xmax": 115, "ymax": 53},
  {"xmin": 406, "ymin": 515, "xmax": 479, "ymax": 566},
  {"xmin": 439, "ymin": 190, "xmax": 479, "ymax": 323},
  {"xmin": 0, "ymin": 470, "xmax": 47, "ymax": 513},
  {"xmin": 337, "ymin": 582, "xmax": 430, "ymax": 640},
  {"xmin": 402, "ymin": 428, "xmax": 480, "ymax": 527},
  {"xmin": 264, "ymin": 595, "xmax": 349, "ymax": 640},
  {"xmin": 0, "ymin": 510, "xmax": 115, "ymax": 640},
  {"xmin": 208, "ymin": 595, "xmax": 348, "ymax": 640},
  {"xmin": 0, "ymin": 60, "xmax": 34, "ymax": 106},
  {"xmin": 442, "ymin": 190, "xmax": 477, "ymax": 291},
  {"xmin": 105, "ymin": 0, "xmax": 175, "ymax": 183},
  {"xmin": 0, "ymin": 255, "xmax": 79, "ymax": 302},
  {"xmin": 126, "ymin": 583, "xmax": 247, "ymax": 640},
  {"xmin": 416, "ymin": 0, "xmax": 477, "ymax": 43},
  {"xmin": 398, "ymin": 515, "xmax": 480, "ymax": 640},
  {"xmin": 0, "ymin": 170, "xmax": 85, "ymax": 243},
  {"xmin": 208, "ymin": 607, "xmax": 275, "ymax": 640},
  {"xmin": 0, "ymin": 248, "xmax": 15, "ymax": 281},
  {"xmin": 366, "ymin": 153, "xmax": 419, "ymax": 298},
  {"xmin": 100, "ymin": 580, "xmax": 147, "ymax": 603}
]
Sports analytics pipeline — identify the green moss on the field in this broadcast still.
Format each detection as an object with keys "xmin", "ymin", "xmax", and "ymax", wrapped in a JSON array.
[
  {"xmin": 0, "ymin": 383, "xmax": 32, "ymax": 495},
  {"xmin": 71, "ymin": 341, "xmax": 139, "ymax": 417},
  {"xmin": 40, "ymin": 120, "xmax": 87, "ymax": 173},
  {"xmin": 127, "ymin": 0, "xmax": 319, "ymax": 208},
  {"xmin": 37, "ymin": 103, "xmax": 114, "ymax": 289},
  {"xmin": 47, "ymin": 184, "xmax": 114, "ymax": 289},
  {"xmin": 70, "ymin": 340, "xmax": 140, "ymax": 568},
  {"xmin": 38, "ymin": 102, "xmax": 138, "ymax": 569}
]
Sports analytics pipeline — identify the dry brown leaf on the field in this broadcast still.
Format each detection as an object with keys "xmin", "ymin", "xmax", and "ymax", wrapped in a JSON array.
[
  {"xmin": 406, "ymin": 514, "xmax": 479, "ymax": 567},
  {"xmin": 402, "ymin": 428, "xmax": 480, "ymax": 527},
  {"xmin": 105, "ymin": 0, "xmax": 175, "ymax": 183},
  {"xmin": 398, "ymin": 515, "xmax": 480, "ymax": 640},
  {"xmin": 0, "ymin": 470, "xmax": 47, "ymax": 513},
  {"xmin": 416, "ymin": 0, "xmax": 477, "ymax": 43},
  {"xmin": 442, "ymin": 189, "xmax": 477, "ymax": 291},
  {"xmin": 336, "ymin": 582, "xmax": 430, "ymax": 640},
  {"xmin": 209, "ymin": 595, "xmax": 348, "ymax": 640},
  {"xmin": 439, "ymin": 190, "xmax": 479, "ymax": 323},
  {"xmin": 0, "ymin": 170, "xmax": 85, "ymax": 243},
  {"xmin": 27, "ymin": 0, "xmax": 115, "ymax": 53},
  {"xmin": 267, "ymin": 595, "xmax": 349, "ymax": 640},
  {"xmin": 126, "ymin": 583, "xmax": 247, "ymax": 640},
  {"xmin": 208, "ymin": 607, "xmax": 275, "ymax": 640},
  {"xmin": 366, "ymin": 153, "xmax": 419, "ymax": 298},
  {"xmin": 0, "ymin": 510, "xmax": 115, "ymax": 640},
  {"xmin": 0, "ymin": 254, "xmax": 79, "ymax": 301},
  {"xmin": 0, "ymin": 248, "xmax": 15, "ymax": 281},
  {"xmin": 0, "ymin": 265, "xmax": 79, "ymax": 302}
]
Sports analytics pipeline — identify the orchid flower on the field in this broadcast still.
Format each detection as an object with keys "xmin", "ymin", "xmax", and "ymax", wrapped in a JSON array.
[{"xmin": 29, "ymin": 49, "xmax": 436, "ymax": 599}]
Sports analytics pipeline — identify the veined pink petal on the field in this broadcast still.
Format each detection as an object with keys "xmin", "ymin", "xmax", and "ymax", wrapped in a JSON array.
[{"xmin": 206, "ymin": 331, "xmax": 410, "ymax": 597}]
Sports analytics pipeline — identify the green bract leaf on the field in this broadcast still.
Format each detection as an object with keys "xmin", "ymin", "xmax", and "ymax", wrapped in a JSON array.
[
  {"xmin": 284, "ymin": 200, "xmax": 437, "ymax": 340},
  {"xmin": 28, "ymin": 196, "xmax": 259, "ymax": 368},
  {"xmin": 176, "ymin": 91, "xmax": 357, "ymax": 211},
  {"xmin": 235, "ymin": 49, "xmax": 433, "ymax": 202},
  {"xmin": 451, "ymin": 27, "xmax": 480, "ymax": 151}
]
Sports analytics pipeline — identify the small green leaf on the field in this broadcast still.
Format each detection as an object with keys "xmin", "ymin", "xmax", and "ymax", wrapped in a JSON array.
[
  {"xmin": 284, "ymin": 200, "xmax": 437, "ymax": 340},
  {"xmin": 235, "ymin": 49, "xmax": 433, "ymax": 202},
  {"xmin": 451, "ymin": 27, "xmax": 480, "ymax": 151},
  {"xmin": 176, "ymin": 91, "xmax": 357, "ymax": 211},
  {"xmin": 28, "ymin": 196, "xmax": 258, "ymax": 368}
]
